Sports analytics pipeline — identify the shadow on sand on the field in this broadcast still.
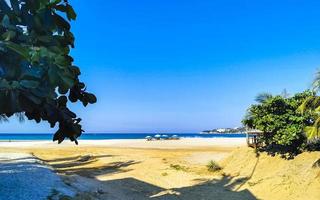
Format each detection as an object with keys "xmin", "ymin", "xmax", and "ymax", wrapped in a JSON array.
[
  {"xmin": 39, "ymin": 154, "xmax": 141, "ymax": 177},
  {"xmin": 45, "ymin": 155, "xmax": 258, "ymax": 200},
  {"xmin": 64, "ymin": 175, "xmax": 257, "ymax": 200}
]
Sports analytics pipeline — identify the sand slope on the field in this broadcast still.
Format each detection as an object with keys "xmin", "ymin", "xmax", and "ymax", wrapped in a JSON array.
[{"xmin": 221, "ymin": 148, "xmax": 320, "ymax": 200}]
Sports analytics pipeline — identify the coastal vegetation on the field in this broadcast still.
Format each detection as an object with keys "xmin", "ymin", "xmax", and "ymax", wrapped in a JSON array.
[
  {"xmin": 170, "ymin": 164, "xmax": 189, "ymax": 172},
  {"xmin": 243, "ymin": 91, "xmax": 316, "ymax": 156},
  {"xmin": 206, "ymin": 160, "xmax": 222, "ymax": 172},
  {"xmin": 298, "ymin": 73, "xmax": 320, "ymax": 140},
  {"xmin": 0, "ymin": 0, "xmax": 96, "ymax": 144},
  {"xmin": 243, "ymin": 88, "xmax": 320, "ymax": 157}
]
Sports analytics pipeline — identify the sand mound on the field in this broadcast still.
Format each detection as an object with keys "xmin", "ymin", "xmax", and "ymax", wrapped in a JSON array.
[{"xmin": 220, "ymin": 147, "xmax": 320, "ymax": 200}]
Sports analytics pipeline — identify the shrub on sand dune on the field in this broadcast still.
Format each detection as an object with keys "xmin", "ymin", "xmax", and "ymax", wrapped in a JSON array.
[{"xmin": 207, "ymin": 160, "xmax": 222, "ymax": 172}]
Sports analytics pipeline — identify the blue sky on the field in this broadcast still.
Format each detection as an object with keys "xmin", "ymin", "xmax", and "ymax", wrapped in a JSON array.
[{"xmin": 2, "ymin": 0, "xmax": 320, "ymax": 133}]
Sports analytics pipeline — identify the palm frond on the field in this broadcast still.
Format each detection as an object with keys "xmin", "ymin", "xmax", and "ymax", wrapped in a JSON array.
[
  {"xmin": 15, "ymin": 112, "xmax": 25, "ymax": 123},
  {"xmin": 0, "ymin": 113, "xmax": 25, "ymax": 123},
  {"xmin": 281, "ymin": 89, "xmax": 290, "ymax": 98},
  {"xmin": 312, "ymin": 70, "xmax": 320, "ymax": 92},
  {"xmin": 0, "ymin": 114, "xmax": 8, "ymax": 123},
  {"xmin": 311, "ymin": 97, "xmax": 320, "ymax": 109},
  {"xmin": 255, "ymin": 93, "xmax": 273, "ymax": 103},
  {"xmin": 298, "ymin": 96, "xmax": 320, "ymax": 114},
  {"xmin": 305, "ymin": 126, "xmax": 320, "ymax": 140},
  {"xmin": 298, "ymin": 96, "xmax": 316, "ymax": 113},
  {"xmin": 305, "ymin": 117, "xmax": 320, "ymax": 139},
  {"xmin": 314, "ymin": 106, "xmax": 320, "ymax": 113}
]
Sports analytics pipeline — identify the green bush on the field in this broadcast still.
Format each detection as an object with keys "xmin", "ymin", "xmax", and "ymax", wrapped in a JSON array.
[
  {"xmin": 170, "ymin": 164, "xmax": 188, "ymax": 171},
  {"xmin": 206, "ymin": 160, "xmax": 222, "ymax": 172},
  {"xmin": 242, "ymin": 91, "xmax": 316, "ymax": 156}
]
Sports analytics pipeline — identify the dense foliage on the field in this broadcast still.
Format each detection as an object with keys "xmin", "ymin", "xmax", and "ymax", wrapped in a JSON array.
[
  {"xmin": 0, "ymin": 0, "xmax": 96, "ymax": 144},
  {"xmin": 298, "ymin": 96, "xmax": 320, "ymax": 140},
  {"xmin": 298, "ymin": 71, "xmax": 320, "ymax": 141},
  {"xmin": 242, "ymin": 91, "xmax": 316, "ymax": 155}
]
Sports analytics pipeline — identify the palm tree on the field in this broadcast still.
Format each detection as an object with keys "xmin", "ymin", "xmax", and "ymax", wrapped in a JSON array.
[
  {"xmin": 298, "ymin": 71, "xmax": 320, "ymax": 140},
  {"xmin": 281, "ymin": 89, "xmax": 290, "ymax": 98},
  {"xmin": 255, "ymin": 93, "xmax": 273, "ymax": 103},
  {"xmin": 312, "ymin": 70, "xmax": 320, "ymax": 91}
]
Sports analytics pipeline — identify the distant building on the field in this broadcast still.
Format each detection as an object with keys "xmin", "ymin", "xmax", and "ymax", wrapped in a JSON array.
[
  {"xmin": 216, "ymin": 128, "xmax": 226, "ymax": 133},
  {"xmin": 200, "ymin": 127, "xmax": 246, "ymax": 134}
]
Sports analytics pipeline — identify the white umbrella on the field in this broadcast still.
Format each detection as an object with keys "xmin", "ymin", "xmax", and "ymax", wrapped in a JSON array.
[
  {"xmin": 154, "ymin": 134, "xmax": 161, "ymax": 140},
  {"xmin": 171, "ymin": 135, "xmax": 179, "ymax": 140},
  {"xmin": 145, "ymin": 136, "xmax": 152, "ymax": 141}
]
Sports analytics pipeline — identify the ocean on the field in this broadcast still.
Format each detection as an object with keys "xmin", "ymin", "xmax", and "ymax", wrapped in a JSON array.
[{"xmin": 0, "ymin": 133, "xmax": 246, "ymax": 141}]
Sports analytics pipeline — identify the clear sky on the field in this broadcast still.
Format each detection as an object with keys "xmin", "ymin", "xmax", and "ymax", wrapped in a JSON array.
[{"xmin": 1, "ymin": 0, "xmax": 320, "ymax": 133}]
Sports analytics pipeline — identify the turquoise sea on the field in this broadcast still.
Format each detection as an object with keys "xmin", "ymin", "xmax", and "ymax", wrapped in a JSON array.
[{"xmin": 0, "ymin": 133, "xmax": 246, "ymax": 141}]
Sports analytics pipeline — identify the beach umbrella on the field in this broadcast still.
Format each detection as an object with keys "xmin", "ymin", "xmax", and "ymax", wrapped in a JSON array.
[
  {"xmin": 145, "ymin": 136, "xmax": 152, "ymax": 141},
  {"xmin": 171, "ymin": 135, "xmax": 179, "ymax": 140},
  {"xmin": 161, "ymin": 135, "xmax": 169, "ymax": 140},
  {"xmin": 154, "ymin": 134, "xmax": 161, "ymax": 139}
]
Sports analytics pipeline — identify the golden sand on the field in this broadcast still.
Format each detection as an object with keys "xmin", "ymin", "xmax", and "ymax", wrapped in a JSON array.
[{"xmin": 0, "ymin": 139, "xmax": 319, "ymax": 200}]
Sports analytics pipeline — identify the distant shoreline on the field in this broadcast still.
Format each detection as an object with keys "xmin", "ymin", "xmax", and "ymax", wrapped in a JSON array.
[
  {"xmin": 0, "ymin": 138, "xmax": 247, "ymax": 149},
  {"xmin": 0, "ymin": 133, "xmax": 246, "ymax": 141}
]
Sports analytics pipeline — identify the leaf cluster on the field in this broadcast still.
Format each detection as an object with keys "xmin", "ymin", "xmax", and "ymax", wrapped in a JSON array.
[
  {"xmin": 242, "ymin": 91, "xmax": 316, "ymax": 152},
  {"xmin": 0, "ymin": 0, "xmax": 96, "ymax": 144}
]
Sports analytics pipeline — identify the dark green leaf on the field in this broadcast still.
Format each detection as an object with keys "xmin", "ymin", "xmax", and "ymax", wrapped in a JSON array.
[
  {"xmin": 54, "ymin": 4, "xmax": 67, "ymax": 12},
  {"xmin": 5, "ymin": 41, "xmax": 30, "ymax": 60},
  {"xmin": 66, "ymin": 5, "xmax": 77, "ymax": 20},
  {"xmin": 0, "ymin": 0, "xmax": 95, "ymax": 145},
  {"xmin": 20, "ymin": 80, "xmax": 40, "ymax": 89},
  {"xmin": 0, "ymin": 79, "xmax": 10, "ymax": 89},
  {"xmin": 1, "ymin": 15, "xmax": 10, "ymax": 27},
  {"xmin": 2, "ymin": 31, "xmax": 16, "ymax": 41},
  {"xmin": 53, "ymin": 13, "xmax": 71, "ymax": 30}
]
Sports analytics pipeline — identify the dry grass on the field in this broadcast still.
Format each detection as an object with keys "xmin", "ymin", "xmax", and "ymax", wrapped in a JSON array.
[{"xmin": 206, "ymin": 160, "xmax": 222, "ymax": 172}]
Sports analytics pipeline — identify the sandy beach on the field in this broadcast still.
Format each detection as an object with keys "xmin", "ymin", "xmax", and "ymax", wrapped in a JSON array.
[
  {"xmin": 1, "ymin": 0, "xmax": 319, "ymax": 200},
  {"xmin": 0, "ymin": 138, "xmax": 319, "ymax": 200},
  {"xmin": 0, "ymin": 138, "xmax": 246, "ymax": 149}
]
